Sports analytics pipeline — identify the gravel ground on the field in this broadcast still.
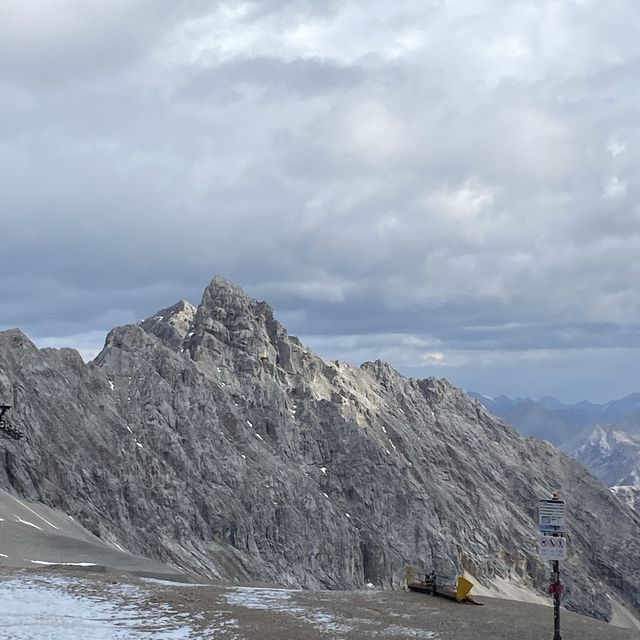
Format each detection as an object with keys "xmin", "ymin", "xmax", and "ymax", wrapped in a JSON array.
[{"xmin": 0, "ymin": 568, "xmax": 637, "ymax": 640}]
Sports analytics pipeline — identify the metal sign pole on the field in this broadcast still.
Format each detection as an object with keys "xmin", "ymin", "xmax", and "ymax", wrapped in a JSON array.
[
  {"xmin": 538, "ymin": 492, "xmax": 566, "ymax": 640},
  {"xmin": 552, "ymin": 558, "xmax": 561, "ymax": 640}
]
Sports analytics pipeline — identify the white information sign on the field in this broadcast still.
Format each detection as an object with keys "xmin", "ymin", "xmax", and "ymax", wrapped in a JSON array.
[
  {"xmin": 538, "ymin": 498, "xmax": 566, "ymax": 533},
  {"xmin": 538, "ymin": 535, "xmax": 568, "ymax": 561}
]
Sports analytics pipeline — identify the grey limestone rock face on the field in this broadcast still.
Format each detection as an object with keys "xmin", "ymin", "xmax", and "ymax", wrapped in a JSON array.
[
  {"xmin": 0, "ymin": 278, "xmax": 639, "ymax": 623},
  {"xmin": 612, "ymin": 485, "xmax": 640, "ymax": 513}
]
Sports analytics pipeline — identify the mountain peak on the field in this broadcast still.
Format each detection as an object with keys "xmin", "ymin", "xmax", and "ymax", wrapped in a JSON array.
[
  {"xmin": 538, "ymin": 395, "xmax": 564, "ymax": 410},
  {"xmin": 360, "ymin": 359, "xmax": 401, "ymax": 380},
  {"xmin": 0, "ymin": 328, "xmax": 34, "ymax": 347},
  {"xmin": 140, "ymin": 299, "xmax": 196, "ymax": 349},
  {"xmin": 195, "ymin": 276, "xmax": 274, "ymax": 326},
  {"xmin": 207, "ymin": 275, "xmax": 254, "ymax": 300},
  {"xmin": 195, "ymin": 276, "xmax": 274, "ymax": 322},
  {"xmin": 184, "ymin": 276, "xmax": 287, "ymax": 379}
]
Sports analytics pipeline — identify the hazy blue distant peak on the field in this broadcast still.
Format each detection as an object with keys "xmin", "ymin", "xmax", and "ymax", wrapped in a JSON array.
[
  {"xmin": 468, "ymin": 392, "xmax": 514, "ymax": 405},
  {"xmin": 601, "ymin": 393, "xmax": 640, "ymax": 423},
  {"xmin": 467, "ymin": 392, "xmax": 512, "ymax": 414},
  {"xmin": 471, "ymin": 392, "xmax": 640, "ymax": 417},
  {"xmin": 538, "ymin": 396, "xmax": 565, "ymax": 410}
]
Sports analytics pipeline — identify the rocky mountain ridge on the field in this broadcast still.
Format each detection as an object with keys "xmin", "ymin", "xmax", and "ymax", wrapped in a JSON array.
[{"xmin": 0, "ymin": 276, "xmax": 639, "ymax": 622}]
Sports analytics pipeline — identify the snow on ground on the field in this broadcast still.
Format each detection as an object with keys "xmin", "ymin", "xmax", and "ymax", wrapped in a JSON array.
[
  {"xmin": 225, "ymin": 586, "xmax": 354, "ymax": 635},
  {"xmin": 139, "ymin": 577, "xmax": 208, "ymax": 588},
  {"xmin": 223, "ymin": 587, "xmax": 442, "ymax": 638},
  {"xmin": 0, "ymin": 574, "xmax": 195, "ymax": 639},
  {"xmin": 382, "ymin": 625, "xmax": 438, "ymax": 639},
  {"xmin": 29, "ymin": 561, "xmax": 98, "ymax": 567},
  {"xmin": 8, "ymin": 495, "xmax": 60, "ymax": 530},
  {"xmin": 14, "ymin": 517, "xmax": 42, "ymax": 531},
  {"xmin": 225, "ymin": 587, "xmax": 445, "ymax": 639}
]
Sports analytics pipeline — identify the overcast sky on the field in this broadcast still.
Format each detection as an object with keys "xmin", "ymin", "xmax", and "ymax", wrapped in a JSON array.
[{"xmin": 1, "ymin": 0, "xmax": 639, "ymax": 402}]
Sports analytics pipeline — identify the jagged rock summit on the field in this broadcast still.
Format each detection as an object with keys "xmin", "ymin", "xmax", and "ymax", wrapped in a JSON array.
[
  {"xmin": 139, "ymin": 299, "xmax": 197, "ymax": 350},
  {"xmin": 1, "ymin": 276, "xmax": 639, "ymax": 623}
]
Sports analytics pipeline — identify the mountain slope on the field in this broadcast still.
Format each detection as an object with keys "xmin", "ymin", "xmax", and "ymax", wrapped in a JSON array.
[
  {"xmin": 0, "ymin": 276, "xmax": 639, "ymax": 622},
  {"xmin": 0, "ymin": 487, "xmax": 183, "ymax": 577},
  {"xmin": 470, "ymin": 394, "xmax": 640, "ymax": 512}
]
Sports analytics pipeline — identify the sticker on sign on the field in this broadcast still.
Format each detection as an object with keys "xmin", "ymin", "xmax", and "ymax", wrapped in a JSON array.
[
  {"xmin": 539, "ymin": 498, "xmax": 566, "ymax": 533},
  {"xmin": 538, "ymin": 535, "xmax": 568, "ymax": 561}
]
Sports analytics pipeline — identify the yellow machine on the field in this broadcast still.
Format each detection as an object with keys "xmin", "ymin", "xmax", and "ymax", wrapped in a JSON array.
[{"xmin": 405, "ymin": 566, "xmax": 482, "ymax": 605}]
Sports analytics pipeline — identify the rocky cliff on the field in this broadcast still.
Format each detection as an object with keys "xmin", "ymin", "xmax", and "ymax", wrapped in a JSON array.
[{"xmin": 1, "ymin": 277, "xmax": 639, "ymax": 621}]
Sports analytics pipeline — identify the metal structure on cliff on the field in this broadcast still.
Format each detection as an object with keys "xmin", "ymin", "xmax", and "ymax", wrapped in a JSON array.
[{"xmin": 0, "ymin": 404, "xmax": 23, "ymax": 440}]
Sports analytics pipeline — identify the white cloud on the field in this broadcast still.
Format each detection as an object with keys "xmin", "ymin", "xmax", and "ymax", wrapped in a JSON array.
[
  {"xmin": 421, "ymin": 351, "xmax": 448, "ymax": 365},
  {"xmin": 604, "ymin": 175, "xmax": 627, "ymax": 198},
  {"xmin": 607, "ymin": 139, "xmax": 627, "ymax": 156}
]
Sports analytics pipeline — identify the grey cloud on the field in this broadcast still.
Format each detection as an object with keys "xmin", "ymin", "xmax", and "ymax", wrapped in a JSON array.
[
  {"xmin": 2, "ymin": 0, "xmax": 640, "ymax": 400},
  {"xmin": 182, "ymin": 56, "xmax": 366, "ymax": 102},
  {"xmin": 300, "ymin": 331, "xmax": 640, "ymax": 403},
  {"xmin": 241, "ymin": 0, "xmax": 342, "ymax": 21},
  {"xmin": 404, "ymin": 347, "xmax": 640, "ymax": 405},
  {"xmin": 0, "ymin": 1, "xmax": 213, "ymax": 87}
]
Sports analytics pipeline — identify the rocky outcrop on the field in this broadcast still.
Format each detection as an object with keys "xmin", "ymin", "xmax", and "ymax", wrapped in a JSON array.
[
  {"xmin": 612, "ymin": 485, "xmax": 640, "ymax": 513},
  {"xmin": 139, "ymin": 300, "xmax": 196, "ymax": 350},
  {"xmin": 1, "ymin": 277, "xmax": 639, "ymax": 622}
]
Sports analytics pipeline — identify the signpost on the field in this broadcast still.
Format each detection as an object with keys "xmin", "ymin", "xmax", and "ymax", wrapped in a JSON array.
[
  {"xmin": 538, "ymin": 498, "xmax": 566, "ymax": 533},
  {"xmin": 538, "ymin": 493, "xmax": 566, "ymax": 640},
  {"xmin": 538, "ymin": 535, "xmax": 567, "ymax": 561}
]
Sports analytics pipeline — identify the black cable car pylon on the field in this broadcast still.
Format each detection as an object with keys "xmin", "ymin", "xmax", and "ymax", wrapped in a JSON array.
[{"xmin": 0, "ymin": 404, "xmax": 23, "ymax": 440}]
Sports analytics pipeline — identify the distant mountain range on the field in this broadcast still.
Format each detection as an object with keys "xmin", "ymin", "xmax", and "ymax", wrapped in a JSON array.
[
  {"xmin": 469, "ymin": 392, "xmax": 640, "ymax": 512},
  {"xmin": 468, "ymin": 393, "xmax": 640, "ymax": 435}
]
